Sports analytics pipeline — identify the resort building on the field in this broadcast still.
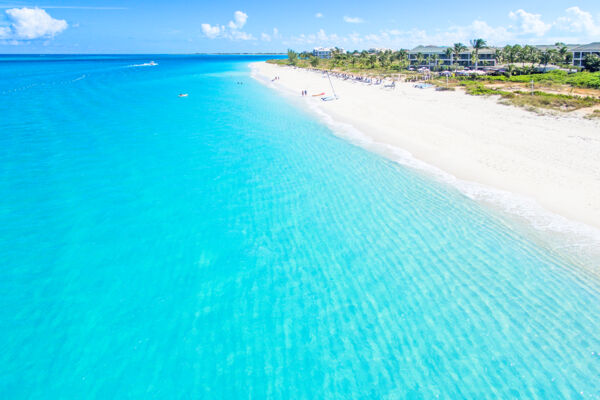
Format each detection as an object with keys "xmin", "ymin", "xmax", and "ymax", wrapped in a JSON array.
[
  {"xmin": 533, "ymin": 44, "xmax": 578, "ymax": 52},
  {"xmin": 313, "ymin": 47, "xmax": 344, "ymax": 59},
  {"xmin": 407, "ymin": 45, "xmax": 497, "ymax": 68},
  {"xmin": 312, "ymin": 47, "xmax": 332, "ymax": 59},
  {"xmin": 407, "ymin": 42, "xmax": 600, "ymax": 68},
  {"xmin": 571, "ymin": 43, "xmax": 600, "ymax": 67}
]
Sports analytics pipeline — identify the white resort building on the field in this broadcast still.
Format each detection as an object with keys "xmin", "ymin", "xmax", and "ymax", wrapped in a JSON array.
[
  {"xmin": 313, "ymin": 47, "xmax": 332, "ymax": 59},
  {"xmin": 407, "ymin": 45, "xmax": 497, "ymax": 68}
]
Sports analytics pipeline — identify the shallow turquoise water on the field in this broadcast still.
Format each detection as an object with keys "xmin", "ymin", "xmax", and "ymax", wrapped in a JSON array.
[{"xmin": 1, "ymin": 55, "xmax": 599, "ymax": 399}]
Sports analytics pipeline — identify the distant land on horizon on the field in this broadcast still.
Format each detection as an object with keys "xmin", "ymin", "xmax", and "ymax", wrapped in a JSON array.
[
  {"xmin": 199, "ymin": 52, "xmax": 286, "ymax": 55},
  {"xmin": 0, "ymin": 52, "xmax": 287, "ymax": 56}
]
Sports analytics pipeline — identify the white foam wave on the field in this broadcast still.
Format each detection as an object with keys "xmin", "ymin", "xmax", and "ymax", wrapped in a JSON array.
[
  {"xmin": 250, "ymin": 65, "xmax": 600, "ymax": 266},
  {"xmin": 314, "ymin": 103, "xmax": 600, "ymax": 263},
  {"xmin": 128, "ymin": 62, "xmax": 158, "ymax": 67}
]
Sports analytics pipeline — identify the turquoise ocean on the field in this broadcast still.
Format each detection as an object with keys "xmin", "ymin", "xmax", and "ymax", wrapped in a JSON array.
[{"xmin": 1, "ymin": 55, "xmax": 599, "ymax": 398}]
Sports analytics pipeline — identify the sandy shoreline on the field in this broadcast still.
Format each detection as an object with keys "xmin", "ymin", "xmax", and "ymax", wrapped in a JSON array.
[{"xmin": 251, "ymin": 62, "xmax": 600, "ymax": 242}]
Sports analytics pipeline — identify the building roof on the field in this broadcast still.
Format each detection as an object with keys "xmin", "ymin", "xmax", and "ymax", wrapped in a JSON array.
[
  {"xmin": 409, "ymin": 45, "xmax": 450, "ymax": 54},
  {"xmin": 534, "ymin": 44, "xmax": 580, "ymax": 51},
  {"xmin": 572, "ymin": 42, "xmax": 600, "ymax": 51}
]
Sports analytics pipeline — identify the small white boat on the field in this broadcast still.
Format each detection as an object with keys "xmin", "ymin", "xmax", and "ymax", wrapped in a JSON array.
[
  {"xmin": 148, "ymin": 61, "xmax": 158, "ymax": 66},
  {"xmin": 178, "ymin": 93, "xmax": 188, "ymax": 97}
]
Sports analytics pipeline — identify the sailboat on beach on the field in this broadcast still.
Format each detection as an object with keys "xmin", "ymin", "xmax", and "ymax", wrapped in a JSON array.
[{"xmin": 321, "ymin": 71, "xmax": 338, "ymax": 101}]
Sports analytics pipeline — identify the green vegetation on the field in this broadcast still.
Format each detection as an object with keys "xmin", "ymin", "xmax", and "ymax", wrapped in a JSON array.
[
  {"xmin": 459, "ymin": 81, "xmax": 512, "ymax": 96},
  {"xmin": 496, "ymin": 43, "xmax": 573, "ymax": 67},
  {"xmin": 584, "ymin": 54, "xmax": 600, "ymax": 72},
  {"xmin": 286, "ymin": 49, "xmax": 298, "ymax": 65},
  {"xmin": 474, "ymin": 70, "xmax": 600, "ymax": 89},
  {"xmin": 455, "ymin": 81, "xmax": 599, "ymax": 111},
  {"xmin": 586, "ymin": 109, "xmax": 600, "ymax": 119},
  {"xmin": 507, "ymin": 91, "xmax": 599, "ymax": 111},
  {"xmin": 470, "ymin": 38, "xmax": 487, "ymax": 70}
]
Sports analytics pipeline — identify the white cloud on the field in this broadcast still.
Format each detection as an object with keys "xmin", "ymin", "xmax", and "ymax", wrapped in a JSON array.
[
  {"xmin": 230, "ymin": 30, "xmax": 254, "ymax": 40},
  {"xmin": 290, "ymin": 29, "xmax": 339, "ymax": 45},
  {"xmin": 463, "ymin": 20, "xmax": 513, "ymax": 43},
  {"xmin": 348, "ymin": 32, "xmax": 362, "ymax": 43},
  {"xmin": 555, "ymin": 6, "xmax": 600, "ymax": 36},
  {"xmin": 287, "ymin": 6, "xmax": 600, "ymax": 50},
  {"xmin": 201, "ymin": 23, "xmax": 221, "ymax": 39},
  {"xmin": 202, "ymin": 10, "xmax": 255, "ymax": 40},
  {"xmin": 315, "ymin": 13, "xmax": 323, "ymax": 18},
  {"xmin": 344, "ymin": 16, "xmax": 364, "ymax": 24},
  {"xmin": 508, "ymin": 9, "xmax": 551, "ymax": 36},
  {"xmin": 228, "ymin": 10, "xmax": 247, "ymax": 30},
  {"xmin": 0, "ymin": 7, "xmax": 67, "ymax": 40},
  {"xmin": 262, "ymin": 27, "xmax": 279, "ymax": 41}
]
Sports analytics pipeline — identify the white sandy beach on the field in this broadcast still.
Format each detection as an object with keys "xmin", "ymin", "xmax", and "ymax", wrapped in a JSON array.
[{"xmin": 252, "ymin": 61, "xmax": 600, "ymax": 236}]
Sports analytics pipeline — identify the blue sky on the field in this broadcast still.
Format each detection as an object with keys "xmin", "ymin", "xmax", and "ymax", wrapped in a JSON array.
[{"xmin": 1, "ymin": 0, "xmax": 599, "ymax": 53}]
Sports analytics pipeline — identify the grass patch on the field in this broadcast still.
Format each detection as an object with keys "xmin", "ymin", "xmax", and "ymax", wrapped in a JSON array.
[
  {"xmin": 459, "ymin": 81, "xmax": 599, "ymax": 111},
  {"xmin": 504, "ymin": 91, "xmax": 599, "ymax": 111},
  {"xmin": 586, "ymin": 110, "xmax": 600, "ymax": 119},
  {"xmin": 459, "ymin": 81, "xmax": 513, "ymax": 96},
  {"xmin": 479, "ymin": 70, "xmax": 600, "ymax": 89}
]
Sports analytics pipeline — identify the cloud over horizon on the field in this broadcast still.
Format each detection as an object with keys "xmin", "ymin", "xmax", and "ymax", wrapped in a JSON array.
[
  {"xmin": 286, "ymin": 6, "xmax": 600, "ymax": 49},
  {"xmin": 202, "ymin": 10, "xmax": 255, "ymax": 41}
]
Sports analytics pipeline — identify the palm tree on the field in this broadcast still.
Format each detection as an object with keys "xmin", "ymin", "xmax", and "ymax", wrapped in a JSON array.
[
  {"xmin": 431, "ymin": 54, "xmax": 440, "ymax": 70},
  {"xmin": 359, "ymin": 50, "xmax": 368, "ymax": 67},
  {"xmin": 444, "ymin": 48, "xmax": 453, "ymax": 66},
  {"xmin": 368, "ymin": 54, "xmax": 377, "ymax": 68},
  {"xmin": 470, "ymin": 51, "xmax": 478, "ymax": 69},
  {"xmin": 452, "ymin": 43, "xmax": 467, "ymax": 69},
  {"xmin": 556, "ymin": 43, "xmax": 568, "ymax": 64},
  {"xmin": 502, "ymin": 44, "xmax": 517, "ymax": 64},
  {"xmin": 287, "ymin": 49, "xmax": 298, "ymax": 65},
  {"xmin": 539, "ymin": 49, "xmax": 555, "ymax": 70},
  {"xmin": 469, "ymin": 38, "xmax": 487, "ymax": 70},
  {"xmin": 506, "ymin": 64, "xmax": 516, "ymax": 77},
  {"xmin": 416, "ymin": 52, "xmax": 424, "ymax": 67},
  {"xmin": 379, "ymin": 52, "xmax": 391, "ymax": 68},
  {"xmin": 394, "ymin": 49, "xmax": 408, "ymax": 69},
  {"xmin": 494, "ymin": 48, "xmax": 503, "ymax": 65},
  {"xmin": 521, "ymin": 45, "xmax": 539, "ymax": 66},
  {"xmin": 394, "ymin": 49, "xmax": 409, "ymax": 70},
  {"xmin": 310, "ymin": 56, "xmax": 320, "ymax": 68}
]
